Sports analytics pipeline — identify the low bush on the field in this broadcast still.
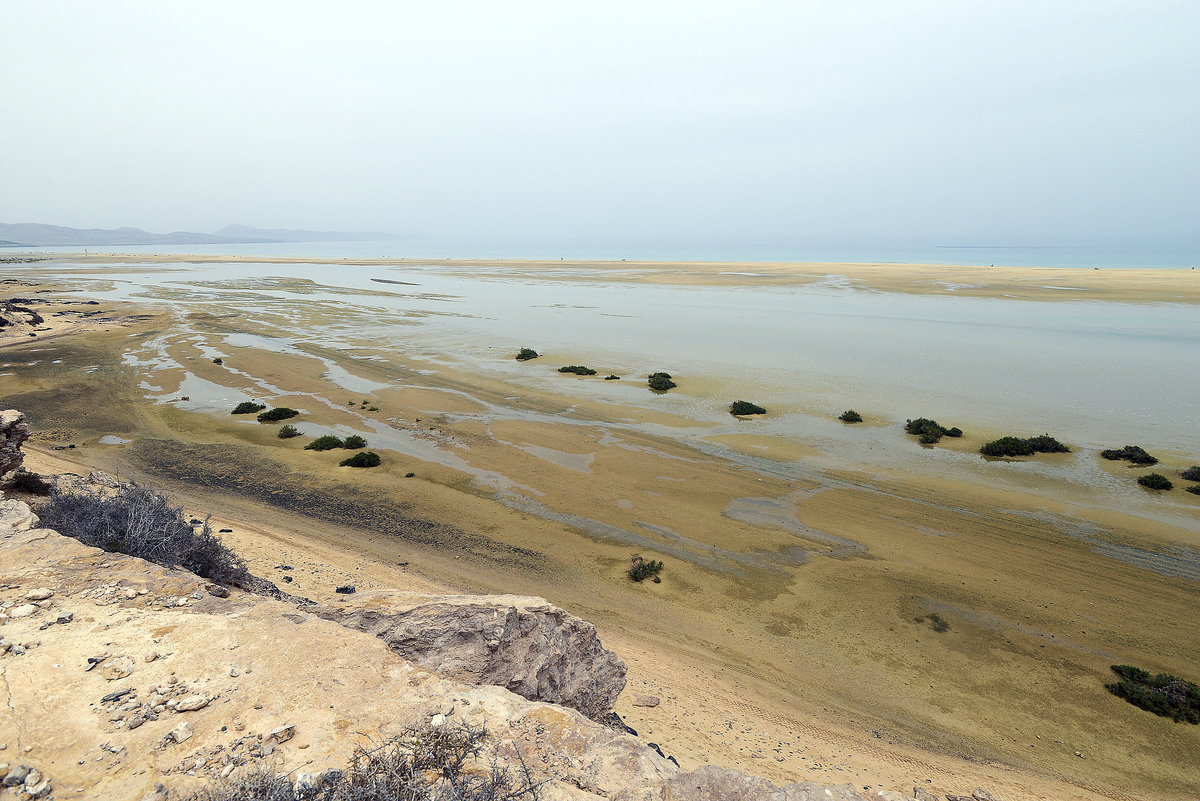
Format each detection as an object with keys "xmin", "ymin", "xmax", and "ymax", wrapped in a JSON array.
[
  {"xmin": 1, "ymin": 469, "xmax": 52, "ymax": 495},
  {"xmin": 515, "ymin": 347, "xmax": 539, "ymax": 361},
  {"xmin": 604, "ymin": 374, "xmax": 620, "ymax": 380},
  {"xmin": 276, "ymin": 424, "xmax": 300, "ymax": 439},
  {"xmin": 915, "ymin": 613, "xmax": 951, "ymax": 633},
  {"xmin": 558, "ymin": 365, "xmax": 597, "ymax": 376},
  {"xmin": 647, "ymin": 372, "xmax": 676, "ymax": 391},
  {"xmin": 184, "ymin": 721, "xmax": 542, "ymax": 801},
  {"xmin": 628, "ymin": 554, "xmax": 664, "ymax": 583},
  {"xmin": 231, "ymin": 401, "xmax": 266, "ymax": 415},
  {"xmin": 343, "ymin": 434, "xmax": 368, "ymax": 449},
  {"xmin": 257, "ymin": 407, "xmax": 299, "ymax": 423},
  {"xmin": 38, "ymin": 483, "xmax": 247, "ymax": 584},
  {"xmin": 1106, "ymin": 664, "xmax": 1199, "ymax": 724},
  {"xmin": 729, "ymin": 400, "xmax": 766, "ymax": 416},
  {"xmin": 981, "ymin": 434, "xmax": 1070, "ymax": 457},
  {"xmin": 1187, "ymin": 485, "xmax": 1200, "ymax": 495},
  {"xmin": 1181, "ymin": 466, "xmax": 1200, "ymax": 482},
  {"xmin": 839, "ymin": 410, "xmax": 863, "ymax": 423},
  {"xmin": 306, "ymin": 435, "xmax": 344, "ymax": 451},
  {"xmin": 904, "ymin": 417, "xmax": 961, "ymax": 444},
  {"xmin": 1138, "ymin": 473, "xmax": 1173, "ymax": 491},
  {"xmin": 341, "ymin": 451, "xmax": 381, "ymax": 468},
  {"xmin": 212, "ymin": 357, "xmax": 223, "ymax": 364},
  {"xmin": 1101, "ymin": 445, "xmax": 1158, "ymax": 465}
]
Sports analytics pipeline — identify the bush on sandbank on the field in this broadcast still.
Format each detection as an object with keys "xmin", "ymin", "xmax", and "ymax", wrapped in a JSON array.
[{"xmin": 729, "ymin": 400, "xmax": 766, "ymax": 416}]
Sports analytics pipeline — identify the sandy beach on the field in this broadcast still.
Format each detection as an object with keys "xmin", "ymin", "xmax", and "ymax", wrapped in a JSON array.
[{"xmin": 3, "ymin": 257, "xmax": 1199, "ymax": 800}]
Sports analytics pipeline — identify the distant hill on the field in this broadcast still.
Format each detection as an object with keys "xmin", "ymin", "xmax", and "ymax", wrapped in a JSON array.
[
  {"xmin": 0, "ymin": 222, "xmax": 403, "ymax": 247},
  {"xmin": 0, "ymin": 240, "xmax": 19, "ymax": 247}
]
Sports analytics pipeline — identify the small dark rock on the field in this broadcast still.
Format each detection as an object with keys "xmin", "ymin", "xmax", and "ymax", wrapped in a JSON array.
[
  {"xmin": 206, "ymin": 584, "xmax": 230, "ymax": 598},
  {"xmin": 101, "ymin": 687, "xmax": 133, "ymax": 703},
  {"xmin": 335, "ymin": 585, "xmax": 356, "ymax": 594}
]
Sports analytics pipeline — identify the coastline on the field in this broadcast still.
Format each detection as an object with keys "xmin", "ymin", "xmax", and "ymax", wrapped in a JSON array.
[{"xmin": 2, "ymin": 258, "xmax": 1199, "ymax": 800}]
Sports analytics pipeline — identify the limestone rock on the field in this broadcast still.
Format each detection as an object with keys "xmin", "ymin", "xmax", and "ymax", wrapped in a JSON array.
[
  {"xmin": 169, "ymin": 722, "xmax": 194, "ymax": 743},
  {"xmin": 0, "ymin": 411, "xmax": 29, "ymax": 480},
  {"xmin": 632, "ymin": 695, "xmax": 660, "ymax": 707},
  {"xmin": 0, "ymin": 500, "xmax": 38, "ymax": 533},
  {"xmin": 101, "ymin": 656, "xmax": 135, "ymax": 681},
  {"xmin": 7, "ymin": 605, "xmax": 37, "ymax": 619},
  {"xmin": 25, "ymin": 588, "xmax": 53, "ymax": 601},
  {"xmin": 972, "ymin": 790, "xmax": 999, "ymax": 801},
  {"xmin": 175, "ymin": 694, "xmax": 211, "ymax": 712},
  {"xmin": 269, "ymin": 724, "xmax": 295, "ymax": 743},
  {"xmin": 313, "ymin": 592, "xmax": 627, "ymax": 717},
  {"xmin": 914, "ymin": 788, "xmax": 940, "ymax": 801}
]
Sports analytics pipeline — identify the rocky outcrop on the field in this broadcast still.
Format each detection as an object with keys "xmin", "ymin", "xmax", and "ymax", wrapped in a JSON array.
[
  {"xmin": 0, "ymin": 410, "xmax": 29, "ymax": 479},
  {"xmin": 0, "ymin": 498, "xmax": 917, "ymax": 801},
  {"xmin": 312, "ymin": 591, "xmax": 627, "ymax": 718}
]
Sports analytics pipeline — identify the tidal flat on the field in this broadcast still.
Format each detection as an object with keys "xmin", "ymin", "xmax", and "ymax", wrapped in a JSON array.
[{"xmin": 3, "ymin": 256, "xmax": 1200, "ymax": 800}]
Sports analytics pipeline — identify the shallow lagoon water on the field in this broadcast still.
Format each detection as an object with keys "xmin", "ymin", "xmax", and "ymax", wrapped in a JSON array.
[{"xmin": 35, "ymin": 258, "xmax": 1200, "ymax": 457}]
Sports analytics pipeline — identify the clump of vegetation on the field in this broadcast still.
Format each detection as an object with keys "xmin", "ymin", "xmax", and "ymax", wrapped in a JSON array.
[
  {"xmin": 257, "ymin": 407, "xmax": 299, "ymax": 423},
  {"xmin": 729, "ymin": 400, "xmax": 766, "ymax": 416},
  {"xmin": 558, "ymin": 365, "xmax": 597, "ymax": 376},
  {"xmin": 341, "ymin": 451, "xmax": 381, "ymax": 468},
  {"xmin": 212, "ymin": 357, "xmax": 223, "ymax": 365},
  {"xmin": 1101, "ymin": 445, "xmax": 1158, "ymax": 465},
  {"xmin": 904, "ymin": 417, "xmax": 962, "ymax": 444},
  {"xmin": 343, "ymin": 434, "xmax": 368, "ymax": 449},
  {"xmin": 980, "ymin": 434, "xmax": 1070, "ymax": 457},
  {"xmin": 647, "ymin": 372, "xmax": 676, "ymax": 391},
  {"xmin": 1138, "ymin": 473, "xmax": 1173, "ymax": 491},
  {"xmin": 184, "ymin": 721, "xmax": 542, "ymax": 801},
  {"xmin": 515, "ymin": 347, "xmax": 539, "ymax": 361},
  {"xmin": 368, "ymin": 406, "xmax": 379, "ymax": 411},
  {"xmin": 1, "ymin": 469, "xmax": 53, "ymax": 495},
  {"xmin": 231, "ymin": 401, "xmax": 266, "ymax": 415},
  {"xmin": 628, "ymin": 554, "xmax": 664, "ymax": 583},
  {"xmin": 277, "ymin": 424, "xmax": 300, "ymax": 439},
  {"xmin": 604, "ymin": 374, "xmax": 620, "ymax": 380},
  {"xmin": 1106, "ymin": 665, "xmax": 1200, "ymax": 724},
  {"xmin": 1187, "ymin": 485, "xmax": 1200, "ymax": 496},
  {"xmin": 839, "ymin": 410, "xmax": 863, "ymax": 423},
  {"xmin": 1181, "ymin": 466, "xmax": 1200, "ymax": 482},
  {"xmin": 38, "ymin": 483, "xmax": 247, "ymax": 584},
  {"xmin": 915, "ymin": 613, "xmax": 951, "ymax": 633},
  {"xmin": 306, "ymin": 435, "xmax": 345, "ymax": 451}
]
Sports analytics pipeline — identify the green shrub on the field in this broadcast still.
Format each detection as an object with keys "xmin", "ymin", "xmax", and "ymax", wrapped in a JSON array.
[
  {"xmin": 38, "ymin": 483, "xmax": 247, "ymax": 584},
  {"xmin": 604, "ymin": 374, "xmax": 620, "ymax": 380},
  {"xmin": 231, "ymin": 401, "xmax": 266, "ymax": 415},
  {"xmin": 340, "ymin": 451, "xmax": 381, "ymax": 468},
  {"xmin": 647, "ymin": 372, "xmax": 676, "ymax": 391},
  {"xmin": 342, "ymin": 434, "xmax": 368, "ymax": 449},
  {"xmin": 1181, "ymin": 466, "xmax": 1200, "ymax": 482},
  {"xmin": 729, "ymin": 400, "xmax": 766, "ymax": 416},
  {"xmin": 839, "ymin": 410, "xmax": 863, "ymax": 423},
  {"xmin": 305, "ymin": 435, "xmax": 344, "ymax": 451},
  {"xmin": 904, "ymin": 417, "xmax": 961, "ymax": 444},
  {"xmin": 1101, "ymin": 445, "xmax": 1158, "ymax": 465},
  {"xmin": 515, "ymin": 347, "xmax": 539, "ymax": 361},
  {"xmin": 1138, "ymin": 473, "xmax": 1173, "ymax": 490},
  {"xmin": 257, "ymin": 407, "xmax": 299, "ymax": 423},
  {"xmin": 981, "ymin": 434, "xmax": 1070, "ymax": 457},
  {"xmin": 1187, "ymin": 485, "xmax": 1200, "ymax": 495},
  {"xmin": 277, "ymin": 424, "xmax": 300, "ymax": 439},
  {"xmin": 558, "ymin": 365, "xmax": 597, "ymax": 375},
  {"xmin": 628, "ymin": 554, "xmax": 664, "ymax": 582},
  {"xmin": 1106, "ymin": 664, "xmax": 1200, "ymax": 723}
]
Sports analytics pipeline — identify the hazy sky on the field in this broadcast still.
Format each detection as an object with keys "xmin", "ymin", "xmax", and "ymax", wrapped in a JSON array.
[{"xmin": 3, "ymin": 1, "xmax": 1197, "ymax": 246}]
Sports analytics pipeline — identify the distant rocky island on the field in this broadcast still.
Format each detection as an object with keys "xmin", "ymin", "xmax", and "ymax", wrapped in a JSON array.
[{"xmin": 0, "ymin": 222, "xmax": 404, "ymax": 247}]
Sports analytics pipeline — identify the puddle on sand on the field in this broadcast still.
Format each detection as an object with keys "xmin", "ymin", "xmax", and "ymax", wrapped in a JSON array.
[
  {"xmin": 98, "ymin": 435, "xmax": 131, "ymax": 445},
  {"xmin": 724, "ymin": 493, "xmax": 866, "ymax": 557}
]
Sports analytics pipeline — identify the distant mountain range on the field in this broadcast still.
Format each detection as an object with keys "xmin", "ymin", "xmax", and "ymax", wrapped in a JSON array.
[{"xmin": 0, "ymin": 223, "xmax": 404, "ymax": 247}]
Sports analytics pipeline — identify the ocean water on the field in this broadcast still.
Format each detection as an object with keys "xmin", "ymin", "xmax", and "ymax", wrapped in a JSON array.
[
  {"xmin": 9, "ymin": 237, "xmax": 1199, "ymax": 268},
  {"xmin": 17, "ymin": 256, "xmax": 1200, "ymax": 459}
]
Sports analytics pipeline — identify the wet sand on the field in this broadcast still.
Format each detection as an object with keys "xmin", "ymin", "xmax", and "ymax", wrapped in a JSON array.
[{"xmin": 3, "ymin": 261, "xmax": 1200, "ymax": 800}]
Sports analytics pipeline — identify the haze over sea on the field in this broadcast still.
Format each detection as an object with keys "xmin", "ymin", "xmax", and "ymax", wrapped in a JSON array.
[{"xmin": 13, "ymin": 237, "xmax": 1197, "ymax": 268}]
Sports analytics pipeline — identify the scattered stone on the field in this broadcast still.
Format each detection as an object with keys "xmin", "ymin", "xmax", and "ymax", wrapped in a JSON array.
[
  {"xmin": 914, "ymin": 789, "xmax": 940, "ymax": 801},
  {"xmin": 335, "ymin": 585, "xmax": 356, "ymax": 594},
  {"xmin": 219, "ymin": 528, "xmax": 233, "ymax": 533},
  {"xmin": 8, "ymin": 605, "xmax": 36, "ymax": 619},
  {"xmin": 168, "ymin": 722, "xmax": 193, "ymax": 744},
  {"xmin": 85, "ymin": 655, "xmax": 106, "ymax": 671},
  {"xmin": 139, "ymin": 783, "xmax": 168, "ymax": 801},
  {"xmin": 269, "ymin": 724, "xmax": 295, "ymax": 743},
  {"xmin": 972, "ymin": 789, "xmax": 1000, "ymax": 801},
  {"xmin": 174, "ymin": 694, "xmax": 211, "ymax": 712},
  {"xmin": 100, "ymin": 688, "xmax": 133, "ymax": 703},
  {"xmin": 2, "ymin": 764, "xmax": 29, "ymax": 786},
  {"xmin": 101, "ymin": 656, "xmax": 135, "ymax": 681},
  {"xmin": 205, "ymin": 584, "xmax": 230, "ymax": 598},
  {"xmin": 632, "ymin": 695, "xmax": 660, "ymax": 708},
  {"xmin": 24, "ymin": 588, "xmax": 53, "ymax": 601},
  {"xmin": 144, "ymin": 651, "xmax": 159, "ymax": 663},
  {"xmin": 54, "ymin": 612, "xmax": 73, "ymax": 625}
]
